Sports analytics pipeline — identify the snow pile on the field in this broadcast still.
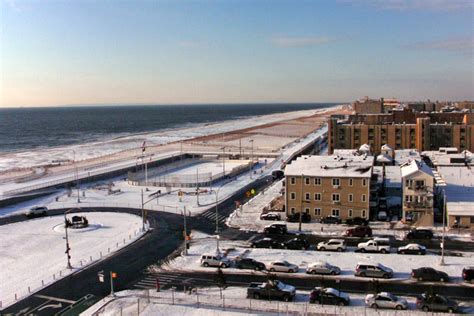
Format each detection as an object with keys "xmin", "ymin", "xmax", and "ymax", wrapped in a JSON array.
[{"xmin": 0, "ymin": 212, "xmax": 145, "ymax": 308}]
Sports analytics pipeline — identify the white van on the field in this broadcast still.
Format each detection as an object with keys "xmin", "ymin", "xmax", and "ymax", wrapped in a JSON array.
[{"xmin": 200, "ymin": 253, "xmax": 231, "ymax": 268}]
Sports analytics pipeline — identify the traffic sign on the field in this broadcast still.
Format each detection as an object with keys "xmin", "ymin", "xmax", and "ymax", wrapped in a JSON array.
[{"xmin": 98, "ymin": 271, "xmax": 104, "ymax": 283}]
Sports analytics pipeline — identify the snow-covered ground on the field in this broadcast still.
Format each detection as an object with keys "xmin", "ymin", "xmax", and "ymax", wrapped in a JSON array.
[
  {"xmin": 0, "ymin": 106, "xmax": 341, "ymax": 172},
  {"xmin": 163, "ymin": 234, "xmax": 474, "ymax": 283},
  {"xmin": 0, "ymin": 212, "xmax": 145, "ymax": 308},
  {"xmin": 227, "ymin": 179, "xmax": 474, "ymax": 242},
  {"xmin": 82, "ymin": 287, "xmax": 473, "ymax": 316}
]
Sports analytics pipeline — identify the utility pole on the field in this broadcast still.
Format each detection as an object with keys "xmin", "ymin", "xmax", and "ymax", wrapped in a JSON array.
[
  {"xmin": 299, "ymin": 174, "xmax": 304, "ymax": 232},
  {"xmin": 249, "ymin": 140, "xmax": 254, "ymax": 179},
  {"xmin": 221, "ymin": 146, "xmax": 226, "ymax": 178},
  {"xmin": 141, "ymin": 189, "xmax": 145, "ymax": 231},
  {"xmin": 64, "ymin": 210, "xmax": 72, "ymax": 269},
  {"xmin": 183, "ymin": 206, "xmax": 188, "ymax": 256},
  {"xmin": 110, "ymin": 271, "xmax": 115, "ymax": 297},
  {"xmin": 196, "ymin": 168, "xmax": 199, "ymax": 206},
  {"xmin": 73, "ymin": 150, "xmax": 80, "ymax": 204},
  {"xmin": 440, "ymin": 189, "xmax": 447, "ymax": 265}
]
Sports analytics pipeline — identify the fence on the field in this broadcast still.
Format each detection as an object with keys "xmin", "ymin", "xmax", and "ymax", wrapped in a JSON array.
[
  {"xmin": 1, "ymin": 225, "xmax": 147, "ymax": 309},
  {"xmin": 50, "ymin": 202, "xmax": 180, "ymax": 214}
]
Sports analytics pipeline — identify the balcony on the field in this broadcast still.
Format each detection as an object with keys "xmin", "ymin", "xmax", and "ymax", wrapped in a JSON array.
[{"xmin": 404, "ymin": 201, "xmax": 433, "ymax": 209}]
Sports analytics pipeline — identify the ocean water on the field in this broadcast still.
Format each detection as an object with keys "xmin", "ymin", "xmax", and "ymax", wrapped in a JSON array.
[{"xmin": 0, "ymin": 103, "xmax": 336, "ymax": 153}]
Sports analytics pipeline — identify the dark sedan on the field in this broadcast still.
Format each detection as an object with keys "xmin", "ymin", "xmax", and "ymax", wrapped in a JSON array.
[
  {"xmin": 320, "ymin": 216, "xmax": 342, "ymax": 224},
  {"xmin": 281, "ymin": 238, "xmax": 310, "ymax": 250},
  {"xmin": 310, "ymin": 287, "xmax": 350, "ymax": 306},
  {"xmin": 412, "ymin": 267, "xmax": 449, "ymax": 282},
  {"xmin": 250, "ymin": 238, "xmax": 281, "ymax": 249},
  {"xmin": 260, "ymin": 212, "xmax": 281, "ymax": 221},
  {"xmin": 345, "ymin": 217, "xmax": 369, "ymax": 226},
  {"xmin": 397, "ymin": 243, "xmax": 426, "ymax": 255},
  {"xmin": 235, "ymin": 258, "xmax": 266, "ymax": 271}
]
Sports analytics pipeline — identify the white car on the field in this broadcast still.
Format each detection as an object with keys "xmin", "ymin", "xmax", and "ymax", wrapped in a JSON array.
[
  {"xmin": 306, "ymin": 262, "xmax": 341, "ymax": 275},
  {"xmin": 365, "ymin": 292, "xmax": 408, "ymax": 310},
  {"xmin": 25, "ymin": 206, "xmax": 48, "ymax": 217},
  {"xmin": 200, "ymin": 254, "xmax": 231, "ymax": 268},
  {"xmin": 317, "ymin": 239, "xmax": 346, "ymax": 252},
  {"xmin": 267, "ymin": 260, "xmax": 299, "ymax": 273}
]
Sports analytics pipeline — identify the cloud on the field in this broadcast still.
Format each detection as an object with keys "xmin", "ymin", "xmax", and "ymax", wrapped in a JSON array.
[
  {"xmin": 270, "ymin": 36, "xmax": 334, "ymax": 48},
  {"xmin": 339, "ymin": 0, "xmax": 473, "ymax": 11},
  {"xmin": 405, "ymin": 37, "xmax": 474, "ymax": 55}
]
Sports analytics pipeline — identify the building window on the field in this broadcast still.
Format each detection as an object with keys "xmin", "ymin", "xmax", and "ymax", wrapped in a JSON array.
[
  {"xmin": 314, "ymin": 193, "xmax": 321, "ymax": 201},
  {"xmin": 290, "ymin": 207, "xmax": 296, "ymax": 213},
  {"xmin": 305, "ymin": 193, "xmax": 310, "ymax": 201},
  {"xmin": 362, "ymin": 179, "xmax": 367, "ymax": 186},
  {"xmin": 305, "ymin": 177, "xmax": 310, "ymax": 185},
  {"xmin": 290, "ymin": 192, "xmax": 296, "ymax": 200},
  {"xmin": 362, "ymin": 194, "xmax": 366, "ymax": 202},
  {"xmin": 348, "ymin": 194, "xmax": 353, "ymax": 202},
  {"xmin": 332, "ymin": 209, "xmax": 340, "ymax": 217},
  {"xmin": 348, "ymin": 209, "xmax": 353, "ymax": 218},
  {"xmin": 314, "ymin": 208, "xmax": 321, "ymax": 216},
  {"xmin": 290, "ymin": 177, "xmax": 296, "ymax": 185},
  {"xmin": 332, "ymin": 193, "xmax": 340, "ymax": 202},
  {"xmin": 332, "ymin": 178, "xmax": 340, "ymax": 187},
  {"xmin": 349, "ymin": 178, "xmax": 353, "ymax": 186},
  {"xmin": 314, "ymin": 178, "xmax": 322, "ymax": 185},
  {"xmin": 361, "ymin": 209, "xmax": 366, "ymax": 218},
  {"xmin": 304, "ymin": 207, "xmax": 310, "ymax": 214},
  {"xmin": 470, "ymin": 217, "xmax": 474, "ymax": 224}
]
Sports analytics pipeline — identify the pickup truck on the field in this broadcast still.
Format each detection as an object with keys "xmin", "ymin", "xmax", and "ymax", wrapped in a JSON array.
[
  {"xmin": 247, "ymin": 280, "xmax": 296, "ymax": 302},
  {"xmin": 357, "ymin": 238, "xmax": 391, "ymax": 254}
]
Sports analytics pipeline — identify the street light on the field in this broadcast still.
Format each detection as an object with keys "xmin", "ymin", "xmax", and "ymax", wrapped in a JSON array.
[
  {"xmin": 181, "ymin": 207, "xmax": 191, "ymax": 256},
  {"xmin": 440, "ymin": 189, "xmax": 447, "ymax": 265},
  {"xmin": 72, "ymin": 150, "xmax": 80, "ymax": 204},
  {"xmin": 141, "ymin": 189, "xmax": 161, "ymax": 232},
  {"xmin": 64, "ymin": 209, "xmax": 74, "ymax": 269},
  {"xmin": 249, "ymin": 139, "xmax": 254, "ymax": 179},
  {"xmin": 221, "ymin": 146, "xmax": 226, "ymax": 178},
  {"xmin": 211, "ymin": 184, "xmax": 226, "ymax": 253}
]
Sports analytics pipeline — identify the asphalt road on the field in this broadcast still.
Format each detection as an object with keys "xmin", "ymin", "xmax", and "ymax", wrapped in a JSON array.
[{"xmin": 1, "ymin": 175, "xmax": 273, "ymax": 315}]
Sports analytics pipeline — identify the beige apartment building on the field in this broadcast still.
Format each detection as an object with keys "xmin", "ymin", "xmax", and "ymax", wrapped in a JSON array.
[
  {"xmin": 284, "ymin": 155, "xmax": 373, "ymax": 221},
  {"xmin": 328, "ymin": 109, "xmax": 474, "ymax": 155}
]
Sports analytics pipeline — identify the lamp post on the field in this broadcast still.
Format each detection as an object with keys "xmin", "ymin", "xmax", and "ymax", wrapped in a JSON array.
[
  {"xmin": 182, "ymin": 207, "xmax": 190, "ymax": 256},
  {"xmin": 141, "ymin": 189, "xmax": 161, "ymax": 232},
  {"xmin": 220, "ymin": 146, "xmax": 226, "ymax": 178},
  {"xmin": 440, "ymin": 189, "xmax": 447, "ymax": 265},
  {"xmin": 64, "ymin": 209, "xmax": 73, "ymax": 269},
  {"xmin": 212, "ymin": 184, "xmax": 226, "ymax": 253},
  {"xmin": 72, "ymin": 150, "xmax": 80, "ymax": 204},
  {"xmin": 249, "ymin": 139, "xmax": 254, "ymax": 179}
]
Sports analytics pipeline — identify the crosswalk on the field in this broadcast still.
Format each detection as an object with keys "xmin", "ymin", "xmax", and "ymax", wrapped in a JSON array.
[
  {"xmin": 133, "ymin": 271, "xmax": 184, "ymax": 290},
  {"xmin": 199, "ymin": 209, "xmax": 227, "ymax": 224}
]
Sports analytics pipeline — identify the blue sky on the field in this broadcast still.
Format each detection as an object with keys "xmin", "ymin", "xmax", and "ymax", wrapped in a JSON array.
[{"xmin": 1, "ymin": 0, "xmax": 473, "ymax": 107}]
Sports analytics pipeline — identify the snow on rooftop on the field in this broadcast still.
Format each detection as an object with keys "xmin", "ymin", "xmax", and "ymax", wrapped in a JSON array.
[
  {"xmin": 438, "ymin": 166, "xmax": 474, "ymax": 203},
  {"xmin": 394, "ymin": 149, "xmax": 420, "ymax": 165},
  {"xmin": 400, "ymin": 160, "xmax": 434, "ymax": 178},
  {"xmin": 447, "ymin": 202, "xmax": 474, "ymax": 217},
  {"xmin": 285, "ymin": 155, "xmax": 373, "ymax": 178}
]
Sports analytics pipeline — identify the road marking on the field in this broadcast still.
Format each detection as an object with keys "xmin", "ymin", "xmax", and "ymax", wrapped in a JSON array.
[
  {"xmin": 34, "ymin": 294, "xmax": 76, "ymax": 304},
  {"xmin": 38, "ymin": 302, "xmax": 63, "ymax": 311}
]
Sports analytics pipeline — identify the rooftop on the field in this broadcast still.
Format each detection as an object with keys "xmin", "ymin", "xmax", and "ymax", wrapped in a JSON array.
[
  {"xmin": 400, "ymin": 159, "xmax": 434, "ymax": 178},
  {"xmin": 285, "ymin": 155, "xmax": 373, "ymax": 178}
]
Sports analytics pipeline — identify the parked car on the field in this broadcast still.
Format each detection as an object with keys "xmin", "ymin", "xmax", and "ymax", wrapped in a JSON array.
[
  {"xmin": 406, "ymin": 229, "xmax": 433, "ymax": 240},
  {"xmin": 260, "ymin": 212, "xmax": 281, "ymax": 221},
  {"xmin": 345, "ymin": 225, "xmax": 372, "ymax": 237},
  {"xmin": 309, "ymin": 287, "xmax": 350, "ymax": 306},
  {"xmin": 25, "ymin": 206, "xmax": 48, "ymax": 217},
  {"xmin": 286, "ymin": 212, "xmax": 311, "ymax": 223},
  {"xmin": 306, "ymin": 262, "xmax": 341, "ymax": 275},
  {"xmin": 281, "ymin": 237, "xmax": 310, "ymax": 250},
  {"xmin": 462, "ymin": 266, "xmax": 474, "ymax": 282},
  {"xmin": 317, "ymin": 239, "xmax": 346, "ymax": 252},
  {"xmin": 271, "ymin": 170, "xmax": 284, "ymax": 180},
  {"xmin": 365, "ymin": 292, "xmax": 407, "ymax": 310},
  {"xmin": 247, "ymin": 280, "xmax": 295, "ymax": 302},
  {"xmin": 377, "ymin": 211, "xmax": 388, "ymax": 221},
  {"xmin": 320, "ymin": 215, "xmax": 342, "ymax": 224},
  {"xmin": 235, "ymin": 258, "xmax": 266, "ymax": 271},
  {"xmin": 200, "ymin": 253, "xmax": 231, "ymax": 268},
  {"xmin": 356, "ymin": 238, "xmax": 390, "ymax": 253},
  {"xmin": 411, "ymin": 267, "xmax": 449, "ymax": 282},
  {"xmin": 416, "ymin": 293, "xmax": 459, "ymax": 313},
  {"xmin": 264, "ymin": 223, "xmax": 287, "ymax": 235},
  {"xmin": 250, "ymin": 238, "xmax": 281, "ymax": 249},
  {"xmin": 345, "ymin": 217, "xmax": 368, "ymax": 226},
  {"xmin": 397, "ymin": 243, "xmax": 426, "ymax": 255},
  {"xmin": 355, "ymin": 263, "xmax": 393, "ymax": 279},
  {"xmin": 267, "ymin": 260, "xmax": 299, "ymax": 273}
]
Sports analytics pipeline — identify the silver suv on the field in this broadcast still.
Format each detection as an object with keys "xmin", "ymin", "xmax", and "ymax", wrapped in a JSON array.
[
  {"xmin": 355, "ymin": 262, "xmax": 393, "ymax": 279},
  {"xmin": 200, "ymin": 254, "xmax": 231, "ymax": 268},
  {"xmin": 25, "ymin": 206, "xmax": 48, "ymax": 217}
]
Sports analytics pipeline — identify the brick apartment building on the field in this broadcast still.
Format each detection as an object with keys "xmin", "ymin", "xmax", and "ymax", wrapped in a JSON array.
[
  {"xmin": 284, "ymin": 155, "xmax": 373, "ymax": 221},
  {"xmin": 328, "ymin": 109, "xmax": 474, "ymax": 155}
]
